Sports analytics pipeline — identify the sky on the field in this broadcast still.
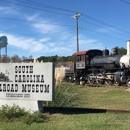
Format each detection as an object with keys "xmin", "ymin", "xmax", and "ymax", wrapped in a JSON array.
[{"xmin": 0, "ymin": 0, "xmax": 130, "ymax": 59}]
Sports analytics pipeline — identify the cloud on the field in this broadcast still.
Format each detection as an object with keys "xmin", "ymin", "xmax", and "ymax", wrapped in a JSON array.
[
  {"xmin": 0, "ymin": 31, "xmax": 105, "ymax": 58},
  {"xmin": 33, "ymin": 23, "xmax": 57, "ymax": 34},
  {"xmin": 25, "ymin": 14, "xmax": 64, "ymax": 34},
  {"xmin": 0, "ymin": 32, "xmax": 73, "ymax": 57},
  {"xmin": 5, "ymin": 34, "xmax": 44, "ymax": 52},
  {"xmin": 0, "ymin": 11, "xmax": 104, "ymax": 58},
  {"xmin": 97, "ymin": 27, "xmax": 119, "ymax": 34},
  {"xmin": 38, "ymin": 38, "xmax": 50, "ymax": 42},
  {"xmin": 0, "ymin": 32, "xmax": 45, "ymax": 52},
  {"xmin": 0, "ymin": 6, "xmax": 19, "ymax": 15},
  {"xmin": 77, "ymin": 34, "xmax": 104, "ymax": 51},
  {"xmin": 25, "ymin": 13, "xmax": 40, "ymax": 21}
]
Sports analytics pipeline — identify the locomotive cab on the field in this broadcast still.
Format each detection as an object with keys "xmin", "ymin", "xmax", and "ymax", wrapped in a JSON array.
[
  {"xmin": 73, "ymin": 49, "xmax": 103, "ymax": 70},
  {"xmin": 73, "ymin": 50, "xmax": 103, "ymax": 84},
  {"xmin": 76, "ymin": 54, "xmax": 86, "ymax": 69}
]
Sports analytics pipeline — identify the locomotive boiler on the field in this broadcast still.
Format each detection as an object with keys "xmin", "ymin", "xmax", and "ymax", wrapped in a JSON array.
[{"xmin": 73, "ymin": 40, "xmax": 130, "ymax": 87}]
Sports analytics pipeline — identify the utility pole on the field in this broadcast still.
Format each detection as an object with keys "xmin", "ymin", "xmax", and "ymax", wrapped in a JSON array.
[{"xmin": 72, "ymin": 13, "xmax": 82, "ymax": 52}]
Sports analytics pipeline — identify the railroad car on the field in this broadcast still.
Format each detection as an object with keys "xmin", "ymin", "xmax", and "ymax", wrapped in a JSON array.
[{"xmin": 55, "ymin": 61, "xmax": 76, "ymax": 82}]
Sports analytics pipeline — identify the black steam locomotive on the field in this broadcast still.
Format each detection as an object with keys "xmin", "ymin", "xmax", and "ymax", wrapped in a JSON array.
[{"xmin": 63, "ymin": 41, "xmax": 130, "ymax": 87}]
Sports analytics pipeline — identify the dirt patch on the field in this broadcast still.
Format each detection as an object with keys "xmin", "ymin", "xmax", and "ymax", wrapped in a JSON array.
[{"xmin": 126, "ymin": 88, "xmax": 130, "ymax": 92}]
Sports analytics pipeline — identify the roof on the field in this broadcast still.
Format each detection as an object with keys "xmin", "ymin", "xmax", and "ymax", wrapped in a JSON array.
[
  {"xmin": 73, "ymin": 50, "xmax": 90, "ymax": 55},
  {"xmin": 73, "ymin": 49, "xmax": 102, "ymax": 55},
  {"xmin": 55, "ymin": 61, "xmax": 73, "ymax": 67}
]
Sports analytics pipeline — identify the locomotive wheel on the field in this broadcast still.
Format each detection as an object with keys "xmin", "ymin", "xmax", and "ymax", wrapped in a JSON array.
[
  {"xmin": 114, "ymin": 82, "xmax": 120, "ymax": 86},
  {"xmin": 126, "ymin": 79, "xmax": 130, "ymax": 87},
  {"xmin": 105, "ymin": 80, "xmax": 113, "ymax": 86},
  {"xmin": 88, "ymin": 74, "xmax": 95, "ymax": 84},
  {"xmin": 96, "ymin": 73, "xmax": 104, "ymax": 85},
  {"xmin": 96, "ymin": 79, "xmax": 104, "ymax": 85}
]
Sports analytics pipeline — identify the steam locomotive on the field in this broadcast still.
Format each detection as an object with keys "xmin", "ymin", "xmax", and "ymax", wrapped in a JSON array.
[{"xmin": 62, "ymin": 40, "xmax": 130, "ymax": 87}]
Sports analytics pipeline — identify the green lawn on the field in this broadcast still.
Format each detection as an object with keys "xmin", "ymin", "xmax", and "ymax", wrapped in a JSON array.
[
  {"xmin": 73, "ymin": 85, "xmax": 130, "ymax": 110},
  {"xmin": 0, "ymin": 113, "xmax": 130, "ymax": 130},
  {"xmin": 1, "ymin": 84, "xmax": 130, "ymax": 130}
]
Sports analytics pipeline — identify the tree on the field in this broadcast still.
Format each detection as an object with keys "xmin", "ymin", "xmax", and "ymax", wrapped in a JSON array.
[
  {"xmin": 37, "ymin": 55, "xmax": 76, "ymax": 62},
  {"xmin": 11, "ymin": 55, "xmax": 21, "ymax": 63},
  {"xmin": 29, "ymin": 55, "xmax": 33, "ymax": 60},
  {"xmin": 118, "ymin": 47, "xmax": 127, "ymax": 55},
  {"xmin": 1, "ymin": 55, "xmax": 11, "ymax": 63}
]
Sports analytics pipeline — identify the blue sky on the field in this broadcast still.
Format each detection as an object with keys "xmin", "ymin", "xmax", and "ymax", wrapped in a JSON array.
[{"xmin": 0, "ymin": 0, "xmax": 130, "ymax": 59}]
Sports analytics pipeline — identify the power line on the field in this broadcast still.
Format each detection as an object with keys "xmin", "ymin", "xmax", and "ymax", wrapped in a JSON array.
[
  {"xmin": 0, "ymin": 0, "xmax": 71, "ymax": 16},
  {"xmin": 15, "ymin": 0, "xmax": 76, "ymax": 13},
  {"xmin": 14, "ymin": 0, "xmax": 130, "ymax": 37},
  {"xmin": 121, "ymin": 0, "xmax": 130, "ymax": 5},
  {"xmin": 3, "ymin": 0, "xmax": 130, "ymax": 36},
  {"xmin": 0, "ymin": 16, "xmax": 127, "ymax": 41},
  {"xmin": 82, "ymin": 14, "xmax": 130, "ymax": 34},
  {"xmin": 7, "ymin": 29, "xmax": 74, "ymax": 35},
  {"xmin": 1, "ymin": 0, "xmax": 130, "ymax": 35},
  {"xmin": 80, "ymin": 18, "xmax": 130, "ymax": 37},
  {"xmin": 82, "ymin": 27, "xmax": 126, "ymax": 41},
  {"xmin": 0, "ymin": 0, "xmax": 129, "ymax": 41},
  {"xmin": 0, "ymin": 16, "xmax": 74, "ymax": 27}
]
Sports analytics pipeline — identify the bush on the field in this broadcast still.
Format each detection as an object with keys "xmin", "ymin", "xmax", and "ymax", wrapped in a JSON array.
[
  {"xmin": 0, "ymin": 104, "xmax": 47, "ymax": 125},
  {"xmin": 45, "ymin": 84, "xmax": 79, "ymax": 107},
  {"xmin": 21, "ymin": 111, "xmax": 46, "ymax": 125},
  {"xmin": 0, "ymin": 104, "xmax": 27, "ymax": 120}
]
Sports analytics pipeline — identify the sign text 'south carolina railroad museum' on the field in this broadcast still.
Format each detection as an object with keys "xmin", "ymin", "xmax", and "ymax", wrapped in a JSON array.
[{"xmin": 0, "ymin": 63, "xmax": 54, "ymax": 101}]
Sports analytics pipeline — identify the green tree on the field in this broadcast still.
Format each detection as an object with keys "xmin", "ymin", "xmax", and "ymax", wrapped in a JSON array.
[
  {"xmin": 118, "ymin": 47, "xmax": 127, "ymax": 55},
  {"xmin": 37, "ymin": 55, "xmax": 76, "ymax": 62}
]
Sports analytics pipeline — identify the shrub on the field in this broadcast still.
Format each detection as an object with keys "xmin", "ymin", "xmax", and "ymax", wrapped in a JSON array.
[
  {"xmin": 45, "ymin": 84, "xmax": 79, "ymax": 107},
  {"xmin": 0, "ymin": 104, "xmax": 27, "ymax": 120},
  {"xmin": 0, "ymin": 104, "xmax": 47, "ymax": 125},
  {"xmin": 21, "ymin": 112, "xmax": 34, "ymax": 125},
  {"xmin": 21, "ymin": 111, "xmax": 46, "ymax": 125}
]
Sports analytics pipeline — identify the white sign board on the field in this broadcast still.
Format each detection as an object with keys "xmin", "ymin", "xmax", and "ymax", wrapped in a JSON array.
[{"xmin": 0, "ymin": 62, "xmax": 54, "ymax": 101}]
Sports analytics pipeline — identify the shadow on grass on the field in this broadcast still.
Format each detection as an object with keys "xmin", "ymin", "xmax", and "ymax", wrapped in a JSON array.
[
  {"xmin": 44, "ymin": 107, "xmax": 107, "ymax": 114},
  {"xmin": 44, "ymin": 107, "xmax": 130, "ymax": 114}
]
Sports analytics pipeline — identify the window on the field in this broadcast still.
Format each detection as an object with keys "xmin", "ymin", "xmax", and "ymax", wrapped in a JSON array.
[
  {"xmin": 77, "ymin": 55, "xmax": 81, "ymax": 61},
  {"xmin": 86, "ymin": 55, "xmax": 89, "ymax": 65},
  {"xmin": 81, "ymin": 55, "xmax": 85, "ymax": 61}
]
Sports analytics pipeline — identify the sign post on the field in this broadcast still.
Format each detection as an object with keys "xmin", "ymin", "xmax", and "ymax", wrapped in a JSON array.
[{"xmin": 0, "ymin": 62, "xmax": 54, "ymax": 112}]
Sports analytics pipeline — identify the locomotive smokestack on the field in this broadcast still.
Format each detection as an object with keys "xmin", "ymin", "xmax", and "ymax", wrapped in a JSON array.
[{"xmin": 127, "ymin": 40, "xmax": 130, "ymax": 55}]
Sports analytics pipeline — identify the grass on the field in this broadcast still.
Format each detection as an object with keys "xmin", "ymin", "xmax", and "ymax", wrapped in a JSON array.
[
  {"xmin": 0, "ymin": 113, "xmax": 130, "ymax": 130},
  {"xmin": 70, "ymin": 85, "xmax": 130, "ymax": 110},
  {"xmin": 1, "ymin": 83, "xmax": 130, "ymax": 129},
  {"xmin": 44, "ymin": 113, "xmax": 130, "ymax": 130}
]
